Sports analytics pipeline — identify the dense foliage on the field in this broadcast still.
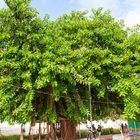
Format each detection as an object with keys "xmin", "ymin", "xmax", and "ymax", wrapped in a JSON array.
[
  {"xmin": 0, "ymin": 0, "xmax": 140, "ymax": 127},
  {"xmin": 112, "ymin": 25, "xmax": 140, "ymax": 119},
  {"xmin": 0, "ymin": 0, "xmax": 46, "ymax": 123}
]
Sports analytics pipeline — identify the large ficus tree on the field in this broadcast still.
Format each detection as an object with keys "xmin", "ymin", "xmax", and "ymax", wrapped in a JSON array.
[{"xmin": 1, "ymin": 0, "xmax": 140, "ymax": 140}]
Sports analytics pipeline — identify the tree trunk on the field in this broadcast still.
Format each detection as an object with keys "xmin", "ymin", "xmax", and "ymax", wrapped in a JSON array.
[
  {"xmin": 46, "ymin": 86, "xmax": 56, "ymax": 140},
  {"xmin": 29, "ymin": 123, "xmax": 34, "ymax": 140},
  {"xmin": 60, "ymin": 119, "xmax": 77, "ymax": 140},
  {"xmin": 39, "ymin": 122, "xmax": 42, "ymax": 140},
  {"xmin": 20, "ymin": 124, "xmax": 24, "ymax": 140},
  {"xmin": 50, "ymin": 124, "xmax": 56, "ymax": 140},
  {"xmin": 45, "ymin": 123, "xmax": 50, "ymax": 140},
  {"xmin": 45, "ymin": 123, "xmax": 56, "ymax": 140}
]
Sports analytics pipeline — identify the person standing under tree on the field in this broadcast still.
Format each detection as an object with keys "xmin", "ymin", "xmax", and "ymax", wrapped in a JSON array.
[
  {"xmin": 121, "ymin": 123, "xmax": 125, "ymax": 134},
  {"xmin": 124, "ymin": 123, "xmax": 128, "ymax": 134},
  {"xmin": 124, "ymin": 123, "xmax": 129, "ymax": 139},
  {"xmin": 97, "ymin": 125, "xmax": 102, "ymax": 139},
  {"xmin": 92, "ymin": 124, "xmax": 96, "ymax": 139},
  {"xmin": 120, "ymin": 123, "xmax": 125, "ymax": 140}
]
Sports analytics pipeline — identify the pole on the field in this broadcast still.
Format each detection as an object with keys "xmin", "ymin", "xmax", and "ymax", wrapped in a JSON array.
[
  {"xmin": 89, "ymin": 83, "xmax": 92, "ymax": 129},
  {"xmin": 134, "ymin": 121, "xmax": 136, "ymax": 140},
  {"xmin": 134, "ymin": 121, "xmax": 136, "ymax": 132}
]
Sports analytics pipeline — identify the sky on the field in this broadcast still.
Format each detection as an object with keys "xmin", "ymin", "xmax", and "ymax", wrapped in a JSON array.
[{"xmin": 0, "ymin": 0, "xmax": 140, "ymax": 27}]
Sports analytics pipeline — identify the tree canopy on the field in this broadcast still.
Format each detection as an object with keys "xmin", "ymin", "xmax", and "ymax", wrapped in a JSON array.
[{"xmin": 0, "ymin": 0, "xmax": 140, "ymax": 127}]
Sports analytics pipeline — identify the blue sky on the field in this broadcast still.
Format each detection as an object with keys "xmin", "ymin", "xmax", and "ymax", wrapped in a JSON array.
[
  {"xmin": 30, "ymin": 0, "xmax": 80, "ymax": 19},
  {"xmin": 0, "ymin": 0, "xmax": 140, "ymax": 27}
]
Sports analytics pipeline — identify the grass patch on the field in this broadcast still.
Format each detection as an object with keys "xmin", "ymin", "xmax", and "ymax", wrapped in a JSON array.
[
  {"xmin": 0, "ymin": 135, "xmax": 20, "ymax": 140},
  {"xmin": 0, "ymin": 134, "xmax": 46, "ymax": 140}
]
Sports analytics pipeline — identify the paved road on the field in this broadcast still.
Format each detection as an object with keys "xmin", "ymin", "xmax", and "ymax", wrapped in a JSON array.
[
  {"xmin": 78, "ymin": 134, "xmax": 123, "ymax": 140},
  {"xmin": 79, "ymin": 134, "xmax": 140, "ymax": 140}
]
